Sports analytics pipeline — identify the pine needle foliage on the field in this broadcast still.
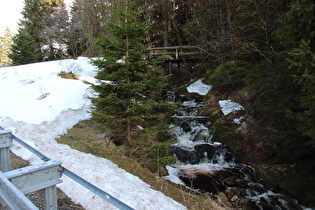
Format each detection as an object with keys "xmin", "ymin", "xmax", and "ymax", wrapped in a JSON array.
[
  {"xmin": 90, "ymin": 0, "xmax": 175, "ymax": 144},
  {"xmin": 9, "ymin": 29, "xmax": 42, "ymax": 65}
]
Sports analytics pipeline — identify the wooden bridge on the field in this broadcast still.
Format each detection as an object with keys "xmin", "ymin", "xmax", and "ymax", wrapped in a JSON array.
[
  {"xmin": 147, "ymin": 46, "xmax": 204, "ymax": 61},
  {"xmin": 147, "ymin": 46, "xmax": 205, "ymax": 74}
]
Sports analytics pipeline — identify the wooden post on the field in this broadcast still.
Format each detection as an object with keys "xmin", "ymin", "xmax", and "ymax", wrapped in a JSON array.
[
  {"xmin": 175, "ymin": 48, "xmax": 178, "ymax": 60},
  {"xmin": 169, "ymin": 61, "xmax": 172, "ymax": 74}
]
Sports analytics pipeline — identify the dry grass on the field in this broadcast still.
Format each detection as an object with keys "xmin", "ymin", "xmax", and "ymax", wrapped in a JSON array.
[
  {"xmin": 56, "ymin": 120, "xmax": 223, "ymax": 210},
  {"xmin": 58, "ymin": 71, "xmax": 79, "ymax": 80}
]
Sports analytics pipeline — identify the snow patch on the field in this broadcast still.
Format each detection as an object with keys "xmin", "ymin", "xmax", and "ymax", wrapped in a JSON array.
[
  {"xmin": 187, "ymin": 79, "xmax": 212, "ymax": 95},
  {"xmin": 0, "ymin": 58, "xmax": 186, "ymax": 210},
  {"xmin": 137, "ymin": 125, "xmax": 144, "ymax": 130},
  {"xmin": 219, "ymin": 100, "xmax": 244, "ymax": 115},
  {"xmin": 233, "ymin": 116, "xmax": 245, "ymax": 124},
  {"xmin": 164, "ymin": 166, "xmax": 186, "ymax": 185}
]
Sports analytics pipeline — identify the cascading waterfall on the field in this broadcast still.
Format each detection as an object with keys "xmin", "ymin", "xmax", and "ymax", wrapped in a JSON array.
[{"xmin": 165, "ymin": 93, "xmax": 303, "ymax": 209}]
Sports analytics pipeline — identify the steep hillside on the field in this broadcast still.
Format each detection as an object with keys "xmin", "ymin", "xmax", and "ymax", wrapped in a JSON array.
[{"xmin": 196, "ymin": 81, "xmax": 315, "ymax": 208}]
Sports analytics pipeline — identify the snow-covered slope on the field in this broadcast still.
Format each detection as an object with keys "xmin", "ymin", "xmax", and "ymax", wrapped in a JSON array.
[{"xmin": 0, "ymin": 58, "xmax": 186, "ymax": 210}]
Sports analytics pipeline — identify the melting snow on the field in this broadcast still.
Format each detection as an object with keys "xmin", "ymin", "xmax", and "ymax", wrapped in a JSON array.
[
  {"xmin": 166, "ymin": 163, "xmax": 229, "ymax": 181},
  {"xmin": 233, "ymin": 116, "xmax": 245, "ymax": 124},
  {"xmin": 219, "ymin": 100, "xmax": 244, "ymax": 115},
  {"xmin": 164, "ymin": 166, "xmax": 186, "ymax": 185},
  {"xmin": 0, "ymin": 58, "xmax": 186, "ymax": 210},
  {"xmin": 186, "ymin": 79, "xmax": 212, "ymax": 95}
]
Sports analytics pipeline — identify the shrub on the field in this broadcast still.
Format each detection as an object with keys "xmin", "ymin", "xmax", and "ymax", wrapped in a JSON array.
[
  {"xmin": 206, "ymin": 60, "xmax": 249, "ymax": 89},
  {"xmin": 58, "ymin": 60, "xmax": 82, "ymax": 79},
  {"xmin": 136, "ymin": 143, "xmax": 176, "ymax": 168},
  {"xmin": 58, "ymin": 71, "xmax": 78, "ymax": 80}
]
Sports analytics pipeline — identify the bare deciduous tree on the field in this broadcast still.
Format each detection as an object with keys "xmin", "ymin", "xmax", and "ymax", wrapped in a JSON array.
[{"xmin": 41, "ymin": 3, "xmax": 69, "ymax": 60}]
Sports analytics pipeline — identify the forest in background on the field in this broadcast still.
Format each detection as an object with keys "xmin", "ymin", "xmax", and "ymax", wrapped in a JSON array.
[{"xmin": 1, "ymin": 0, "xmax": 315, "ymax": 207}]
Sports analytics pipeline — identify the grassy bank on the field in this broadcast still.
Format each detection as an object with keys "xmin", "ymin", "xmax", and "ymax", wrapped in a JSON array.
[{"xmin": 56, "ymin": 120, "xmax": 222, "ymax": 210}]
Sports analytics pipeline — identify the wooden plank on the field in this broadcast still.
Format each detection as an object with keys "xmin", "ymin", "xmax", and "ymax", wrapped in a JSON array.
[
  {"xmin": 148, "ymin": 46, "xmax": 199, "ymax": 50},
  {"xmin": 147, "ymin": 45, "xmax": 205, "ymax": 61}
]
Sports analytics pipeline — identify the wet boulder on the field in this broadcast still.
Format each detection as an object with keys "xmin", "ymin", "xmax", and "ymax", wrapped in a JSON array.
[
  {"xmin": 194, "ymin": 144, "xmax": 237, "ymax": 164},
  {"xmin": 179, "ymin": 172, "xmax": 226, "ymax": 194},
  {"xmin": 171, "ymin": 146, "xmax": 199, "ymax": 164}
]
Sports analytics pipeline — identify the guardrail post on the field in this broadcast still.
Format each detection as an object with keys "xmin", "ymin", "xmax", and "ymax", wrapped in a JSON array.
[
  {"xmin": 4, "ymin": 160, "xmax": 62, "ymax": 210},
  {"xmin": 45, "ymin": 186, "xmax": 58, "ymax": 210},
  {"xmin": 0, "ymin": 130, "xmax": 12, "ymax": 172}
]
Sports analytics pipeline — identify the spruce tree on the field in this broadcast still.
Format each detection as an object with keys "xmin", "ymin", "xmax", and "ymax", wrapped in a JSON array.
[
  {"xmin": 289, "ymin": 41, "xmax": 315, "ymax": 146},
  {"xmin": 11, "ymin": 0, "xmax": 66, "ymax": 63},
  {"xmin": 9, "ymin": 29, "xmax": 41, "ymax": 65},
  {"xmin": 90, "ymin": 0, "xmax": 174, "ymax": 144},
  {"xmin": 18, "ymin": 0, "xmax": 46, "ymax": 61},
  {"xmin": 282, "ymin": 0, "xmax": 315, "ymax": 145}
]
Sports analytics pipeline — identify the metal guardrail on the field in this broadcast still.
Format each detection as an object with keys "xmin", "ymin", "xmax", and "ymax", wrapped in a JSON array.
[
  {"xmin": 3, "ymin": 159, "xmax": 62, "ymax": 210},
  {"xmin": 0, "ymin": 126, "xmax": 134, "ymax": 210},
  {"xmin": 0, "ymin": 130, "xmax": 53, "ymax": 210},
  {"xmin": 0, "ymin": 171, "xmax": 38, "ymax": 210}
]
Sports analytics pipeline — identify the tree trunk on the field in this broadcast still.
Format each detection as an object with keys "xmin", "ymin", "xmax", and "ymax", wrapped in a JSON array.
[
  {"xmin": 127, "ymin": 115, "xmax": 132, "ymax": 143},
  {"xmin": 125, "ymin": 0, "xmax": 132, "ymax": 143},
  {"xmin": 163, "ymin": 0, "xmax": 168, "ymax": 47}
]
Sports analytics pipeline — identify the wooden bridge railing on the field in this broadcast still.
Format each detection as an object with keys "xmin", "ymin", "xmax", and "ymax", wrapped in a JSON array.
[{"xmin": 147, "ymin": 46, "xmax": 203, "ymax": 60}]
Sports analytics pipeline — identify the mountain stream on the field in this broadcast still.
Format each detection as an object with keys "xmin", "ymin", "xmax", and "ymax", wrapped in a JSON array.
[{"xmin": 164, "ymin": 92, "xmax": 304, "ymax": 209}]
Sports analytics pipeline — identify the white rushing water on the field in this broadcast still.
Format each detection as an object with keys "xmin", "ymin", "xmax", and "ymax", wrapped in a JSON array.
[{"xmin": 164, "ymin": 80, "xmax": 303, "ymax": 209}]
